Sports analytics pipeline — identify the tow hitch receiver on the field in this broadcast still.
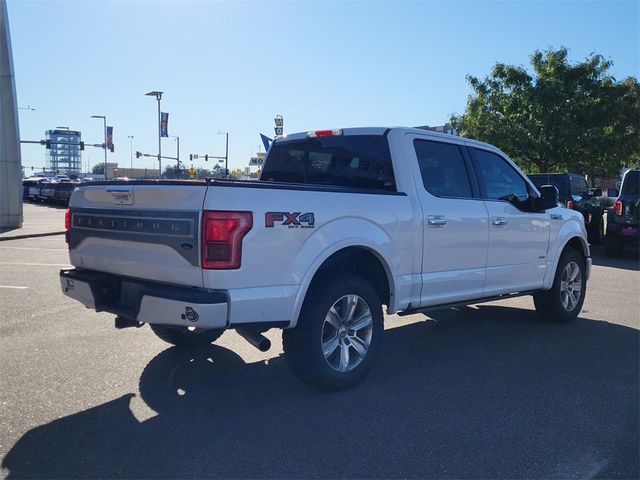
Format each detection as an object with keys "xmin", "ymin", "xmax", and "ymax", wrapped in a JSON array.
[{"xmin": 115, "ymin": 316, "xmax": 144, "ymax": 329}]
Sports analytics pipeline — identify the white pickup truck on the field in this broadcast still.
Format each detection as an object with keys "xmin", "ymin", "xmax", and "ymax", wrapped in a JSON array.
[{"xmin": 60, "ymin": 127, "xmax": 591, "ymax": 389}]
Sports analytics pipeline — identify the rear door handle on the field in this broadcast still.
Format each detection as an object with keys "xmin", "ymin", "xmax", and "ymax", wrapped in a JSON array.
[
  {"xmin": 492, "ymin": 217, "xmax": 508, "ymax": 226},
  {"xmin": 427, "ymin": 215, "xmax": 447, "ymax": 227}
]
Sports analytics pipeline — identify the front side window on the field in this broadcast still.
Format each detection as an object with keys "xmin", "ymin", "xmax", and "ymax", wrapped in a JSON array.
[
  {"xmin": 261, "ymin": 135, "xmax": 396, "ymax": 191},
  {"xmin": 413, "ymin": 139, "xmax": 472, "ymax": 198},
  {"xmin": 470, "ymin": 148, "xmax": 528, "ymax": 202}
]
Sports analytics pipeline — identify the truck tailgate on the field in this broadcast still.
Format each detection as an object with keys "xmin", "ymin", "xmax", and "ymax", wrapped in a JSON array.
[{"xmin": 68, "ymin": 183, "xmax": 207, "ymax": 287}]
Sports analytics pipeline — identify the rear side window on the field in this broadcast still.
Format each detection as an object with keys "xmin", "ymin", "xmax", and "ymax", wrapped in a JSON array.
[
  {"xmin": 470, "ymin": 148, "xmax": 528, "ymax": 201},
  {"xmin": 571, "ymin": 177, "xmax": 587, "ymax": 196},
  {"xmin": 622, "ymin": 171, "xmax": 639, "ymax": 195},
  {"xmin": 261, "ymin": 135, "xmax": 396, "ymax": 191},
  {"xmin": 413, "ymin": 139, "xmax": 472, "ymax": 198}
]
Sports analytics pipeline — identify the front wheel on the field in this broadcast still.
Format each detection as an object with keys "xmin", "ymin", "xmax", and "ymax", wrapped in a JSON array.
[
  {"xmin": 149, "ymin": 324, "xmax": 224, "ymax": 348},
  {"xmin": 533, "ymin": 249, "xmax": 586, "ymax": 323},
  {"xmin": 283, "ymin": 273, "xmax": 383, "ymax": 390}
]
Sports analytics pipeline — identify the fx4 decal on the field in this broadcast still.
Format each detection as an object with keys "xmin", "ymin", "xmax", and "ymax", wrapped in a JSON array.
[{"xmin": 265, "ymin": 212, "xmax": 315, "ymax": 229}]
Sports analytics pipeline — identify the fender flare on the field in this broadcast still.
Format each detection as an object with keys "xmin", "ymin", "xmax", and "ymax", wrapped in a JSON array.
[
  {"xmin": 543, "ymin": 227, "xmax": 589, "ymax": 289},
  {"xmin": 287, "ymin": 227, "xmax": 397, "ymax": 329}
]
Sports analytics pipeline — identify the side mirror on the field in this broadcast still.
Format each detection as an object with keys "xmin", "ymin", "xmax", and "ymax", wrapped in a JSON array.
[
  {"xmin": 607, "ymin": 188, "xmax": 619, "ymax": 197},
  {"xmin": 538, "ymin": 185, "xmax": 559, "ymax": 210}
]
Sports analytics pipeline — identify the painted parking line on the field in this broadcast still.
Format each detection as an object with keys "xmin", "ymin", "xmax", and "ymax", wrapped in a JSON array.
[
  {"xmin": 0, "ymin": 262, "xmax": 72, "ymax": 267},
  {"xmin": 0, "ymin": 246, "xmax": 67, "ymax": 251},
  {"xmin": 0, "ymin": 285, "xmax": 28, "ymax": 289}
]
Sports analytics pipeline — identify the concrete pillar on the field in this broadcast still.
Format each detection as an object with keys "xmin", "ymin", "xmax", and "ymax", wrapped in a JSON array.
[{"xmin": 0, "ymin": 0, "xmax": 22, "ymax": 232}]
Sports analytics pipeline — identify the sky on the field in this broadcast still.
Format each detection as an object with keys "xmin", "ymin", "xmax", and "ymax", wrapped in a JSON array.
[{"xmin": 8, "ymin": 0, "xmax": 639, "ymax": 174}]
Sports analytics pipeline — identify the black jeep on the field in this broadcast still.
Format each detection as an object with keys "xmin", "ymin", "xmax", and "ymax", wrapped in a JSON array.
[
  {"xmin": 605, "ymin": 169, "xmax": 640, "ymax": 257},
  {"xmin": 528, "ymin": 172, "xmax": 604, "ymax": 244}
]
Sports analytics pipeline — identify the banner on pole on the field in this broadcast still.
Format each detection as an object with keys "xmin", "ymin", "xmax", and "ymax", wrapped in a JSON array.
[
  {"xmin": 106, "ymin": 126, "xmax": 114, "ymax": 152},
  {"xmin": 260, "ymin": 134, "xmax": 272, "ymax": 152},
  {"xmin": 160, "ymin": 112, "xmax": 169, "ymax": 137}
]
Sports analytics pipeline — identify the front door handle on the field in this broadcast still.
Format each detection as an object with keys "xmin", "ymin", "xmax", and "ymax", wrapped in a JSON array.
[
  {"xmin": 427, "ymin": 215, "xmax": 447, "ymax": 227},
  {"xmin": 492, "ymin": 217, "xmax": 508, "ymax": 226}
]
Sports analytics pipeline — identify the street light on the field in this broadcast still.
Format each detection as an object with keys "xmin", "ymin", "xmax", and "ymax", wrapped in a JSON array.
[
  {"xmin": 56, "ymin": 126, "xmax": 70, "ymax": 175},
  {"xmin": 127, "ymin": 135, "xmax": 134, "ymax": 171},
  {"xmin": 217, "ymin": 131, "xmax": 228, "ymax": 178},
  {"xmin": 90, "ymin": 115, "xmax": 108, "ymax": 180},
  {"xmin": 145, "ymin": 91, "xmax": 163, "ymax": 178},
  {"xmin": 18, "ymin": 105, "xmax": 35, "ymax": 111}
]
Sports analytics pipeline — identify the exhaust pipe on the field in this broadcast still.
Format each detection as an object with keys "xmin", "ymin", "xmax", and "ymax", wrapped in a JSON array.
[
  {"xmin": 115, "ymin": 316, "xmax": 144, "ymax": 329},
  {"xmin": 236, "ymin": 328, "xmax": 271, "ymax": 352}
]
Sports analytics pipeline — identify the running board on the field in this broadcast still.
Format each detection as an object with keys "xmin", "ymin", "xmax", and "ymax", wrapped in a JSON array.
[{"xmin": 397, "ymin": 291, "xmax": 536, "ymax": 317}]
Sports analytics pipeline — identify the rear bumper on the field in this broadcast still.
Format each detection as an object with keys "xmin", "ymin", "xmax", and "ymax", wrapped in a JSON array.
[{"xmin": 60, "ymin": 269, "xmax": 228, "ymax": 329}]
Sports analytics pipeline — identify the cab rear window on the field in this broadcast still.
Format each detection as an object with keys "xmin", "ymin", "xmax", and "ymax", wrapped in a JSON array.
[{"xmin": 260, "ymin": 135, "xmax": 396, "ymax": 191}]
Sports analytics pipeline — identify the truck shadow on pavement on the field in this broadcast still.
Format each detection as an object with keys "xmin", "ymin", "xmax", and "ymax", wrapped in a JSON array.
[
  {"xmin": 590, "ymin": 245, "xmax": 640, "ymax": 271},
  {"xmin": 3, "ymin": 306, "xmax": 639, "ymax": 479}
]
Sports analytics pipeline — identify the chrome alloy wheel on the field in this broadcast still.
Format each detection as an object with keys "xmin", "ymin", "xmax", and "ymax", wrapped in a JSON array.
[
  {"xmin": 560, "ymin": 261, "xmax": 582, "ymax": 312},
  {"xmin": 321, "ymin": 294, "xmax": 373, "ymax": 373}
]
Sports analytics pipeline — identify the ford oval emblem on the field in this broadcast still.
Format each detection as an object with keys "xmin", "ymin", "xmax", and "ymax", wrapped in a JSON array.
[{"xmin": 181, "ymin": 242, "xmax": 194, "ymax": 251}]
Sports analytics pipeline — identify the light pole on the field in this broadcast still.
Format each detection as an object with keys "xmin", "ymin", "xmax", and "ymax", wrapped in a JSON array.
[
  {"xmin": 169, "ymin": 135, "xmax": 180, "ymax": 168},
  {"xmin": 56, "ymin": 126, "xmax": 70, "ymax": 175},
  {"xmin": 218, "ymin": 131, "xmax": 228, "ymax": 177},
  {"xmin": 145, "ymin": 91, "xmax": 163, "ymax": 178},
  {"xmin": 128, "ymin": 135, "xmax": 134, "ymax": 172},
  {"xmin": 90, "ymin": 115, "xmax": 107, "ymax": 180}
]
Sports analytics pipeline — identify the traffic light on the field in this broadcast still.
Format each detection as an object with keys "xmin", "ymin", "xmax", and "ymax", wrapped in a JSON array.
[
  {"xmin": 204, "ymin": 154, "xmax": 208, "ymax": 162},
  {"xmin": 136, "ymin": 151, "xmax": 141, "ymax": 158},
  {"xmin": 45, "ymin": 140, "xmax": 51, "ymax": 149},
  {"xmin": 189, "ymin": 154, "xmax": 193, "ymax": 161},
  {"xmin": 109, "ymin": 144, "xmax": 114, "ymax": 153},
  {"xmin": 80, "ymin": 142, "xmax": 85, "ymax": 151}
]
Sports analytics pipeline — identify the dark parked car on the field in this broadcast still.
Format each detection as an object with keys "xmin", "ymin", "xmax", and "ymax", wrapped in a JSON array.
[
  {"xmin": 528, "ymin": 173, "xmax": 604, "ymax": 244},
  {"xmin": 43, "ymin": 181, "xmax": 78, "ymax": 205},
  {"xmin": 605, "ymin": 169, "xmax": 639, "ymax": 257}
]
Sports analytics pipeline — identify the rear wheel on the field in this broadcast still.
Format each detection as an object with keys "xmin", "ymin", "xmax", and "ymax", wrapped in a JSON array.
[
  {"xmin": 149, "ymin": 324, "xmax": 224, "ymax": 348},
  {"xmin": 605, "ymin": 231, "xmax": 624, "ymax": 258},
  {"xmin": 283, "ymin": 273, "xmax": 383, "ymax": 390},
  {"xmin": 533, "ymin": 249, "xmax": 586, "ymax": 323}
]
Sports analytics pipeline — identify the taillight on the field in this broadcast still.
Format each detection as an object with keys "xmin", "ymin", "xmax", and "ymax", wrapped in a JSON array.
[
  {"xmin": 566, "ymin": 200, "xmax": 574, "ymax": 209},
  {"xmin": 64, "ymin": 208, "xmax": 71, "ymax": 247},
  {"xmin": 202, "ymin": 211, "xmax": 252, "ymax": 269},
  {"xmin": 614, "ymin": 199, "xmax": 623, "ymax": 216}
]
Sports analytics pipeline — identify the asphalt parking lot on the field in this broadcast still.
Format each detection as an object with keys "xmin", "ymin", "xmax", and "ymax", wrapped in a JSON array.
[{"xmin": 1, "ymin": 203, "xmax": 638, "ymax": 479}]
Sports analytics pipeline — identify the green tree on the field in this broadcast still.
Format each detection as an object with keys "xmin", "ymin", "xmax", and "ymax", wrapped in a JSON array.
[
  {"xmin": 163, "ymin": 164, "xmax": 187, "ymax": 179},
  {"xmin": 451, "ymin": 47, "xmax": 639, "ymax": 180},
  {"xmin": 91, "ymin": 163, "xmax": 105, "ymax": 175}
]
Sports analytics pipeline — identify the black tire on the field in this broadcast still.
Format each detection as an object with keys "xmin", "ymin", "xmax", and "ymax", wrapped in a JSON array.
[
  {"xmin": 605, "ymin": 231, "xmax": 624, "ymax": 258},
  {"xmin": 533, "ymin": 248, "xmax": 586, "ymax": 323},
  {"xmin": 283, "ymin": 273, "xmax": 384, "ymax": 390},
  {"xmin": 149, "ymin": 324, "xmax": 224, "ymax": 348},
  {"xmin": 588, "ymin": 216, "xmax": 604, "ymax": 245}
]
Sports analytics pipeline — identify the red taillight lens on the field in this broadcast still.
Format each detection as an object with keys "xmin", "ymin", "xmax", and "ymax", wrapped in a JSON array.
[
  {"xmin": 566, "ymin": 200, "xmax": 574, "ymax": 209},
  {"xmin": 65, "ymin": 208, "xmax": 71, "ymax": 231},
  {"xmin": 202, "ymin": 211, "xmax": 252, "ymax": 269},
  {"xmin": 614, "ymin": 199, "xmax": 623, "ymax": 216},
  {"xmin": 306, "ymin": 129, "xmax": 343, "ymax": 138}
]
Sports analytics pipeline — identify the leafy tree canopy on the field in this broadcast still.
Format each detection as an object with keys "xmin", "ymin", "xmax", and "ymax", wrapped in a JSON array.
[
  {"xmin": 451, "ymin": 47, "xmax": 639, "ymax": 180},
  {"xmin": 91, "ymin": 163, "xmax": 105, "ymax": 175}
]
